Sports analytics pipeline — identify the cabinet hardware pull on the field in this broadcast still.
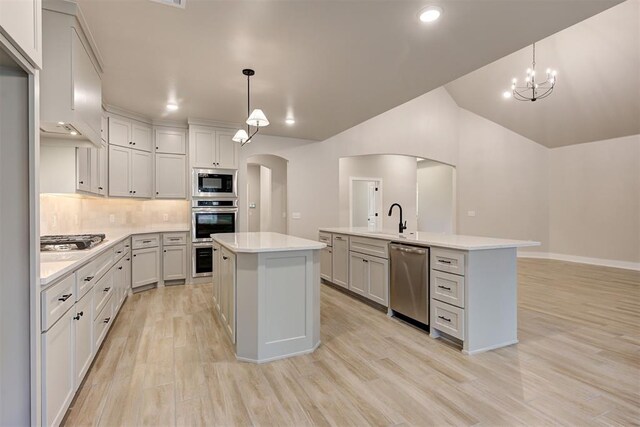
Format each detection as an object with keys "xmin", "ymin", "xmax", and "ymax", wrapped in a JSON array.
[
  {"xmin": 438, "ymin": 259, "xmax": 452, "ymax": 265},
  {"xmin": 223, "ymin": 256, "xmax": 228, "ymax": 260},
  {"xmin": 142, "ymin": 240, "xmax": 152, "ymax": 243},
  {"xmin": 363, "ymin": 259, "xmax": 368, "ymax": 263},
  {"xmin": 118, "ymin": 266, "xmax": 123, "ymax": 270},
  {"xmin": 126, "ymin": 258, "xmax": 130, "ymax": 261},
  {"xmin": 170, "ymin": 238, "xmax": 180, "ymax": 241},
  {"xmin": 438, "ymin": 315, "xmax": 452, "ymax": 322},
  {"xmin": 164, "ymin": 250, "xmax": 167, "ymax": 253},
  {"xmin": 116, "ymin": 250, "xmax": 122, "ymax": 254},
  {"xmin": 98, "ymin": 186, "xmax": 103, "ymax": 190},
  {"xmin": 328, "ymin": 250, "xmax": 332, "ymax": 253},
  {"xmin": 438, "ymin": 285, "xmax": 451, "ymax": 291},
  {"xmin": 79, "ymin": 181, "xmax": 84, "ymax": 184},
  {"xmin": 84, "ymin": 276, "xmax": 94, "ymax": 282},
  {"xmin": 58, "ymin": 294, "xmax": 72, "ymax": 302},
  {"xmin": 103, "ymin": 317, "xmax": 111, "ymax": 324},
  {"xmin": 133, "ymin": 254, "xmax": 137, "ymax": 257},
  {"xmin": 133, "ymin": 191, "xmax": 136, "ymax": 194},
  {"xmin": 104, "ymin": 287, "xmax": 111, "ymax": 292},
  {"xmin": 213, "ymin": 248, "xmax": 217, "ymax": 252}
]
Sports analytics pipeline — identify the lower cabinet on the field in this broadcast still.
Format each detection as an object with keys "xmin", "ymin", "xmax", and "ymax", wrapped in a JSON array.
[
  {"xmin": 132, "ymin": 247, "xmax": 160, "ymax": 288},
  {"xmin": 212, "ymin": 242, "xmax": 221, "ymax": 311},
  {"xmin": 320, "ymin": 246, "xmax": 333, "ymax": 281},
  {"xmin": 349, "ymin": 251, "xmax": 389, "ymax": 306},
  {"xmin": 42, "ymin": 310, "xmax": 74, "ymax": 427},
  {"xmin": 219, "ymin": 247, "xmax": 236, "ymax": 343},
  {"xmin": 331, "ymin": 234, "xmax": 349, "ymax": 289},
  {"xmin": 73, "ymin": 292, "xmax": 93, "ymax": 389},
  {"xmin": 163, "ymin": 245, "xmax": 187, "ymax": 281}
]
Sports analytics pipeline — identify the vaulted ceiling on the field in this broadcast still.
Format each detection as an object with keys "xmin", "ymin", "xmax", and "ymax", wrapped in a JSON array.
[
  {"xmin": 445, "ymin": 0, "xmax": 639, "ymax": 148},
  {"xmin": 78, "ymin": 0, "xmax": 623, "ymax": 141}
]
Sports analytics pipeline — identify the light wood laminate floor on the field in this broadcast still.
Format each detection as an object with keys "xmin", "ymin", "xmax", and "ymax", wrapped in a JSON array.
[{"xmin": 63, "ymin": 259, "xmax": 640, "ymax": 426}]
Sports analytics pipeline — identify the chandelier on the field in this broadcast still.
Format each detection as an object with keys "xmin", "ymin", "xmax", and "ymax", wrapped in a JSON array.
[
  {"xmin": 505, "ymin": 43, "xmax": 557, "ymax": 102},
  {"xmin": 232, "ymin": 69, "xmax": 269, "ymax": 146}
]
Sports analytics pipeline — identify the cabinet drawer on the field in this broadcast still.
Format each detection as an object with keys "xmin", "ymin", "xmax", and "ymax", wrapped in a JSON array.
[
  {"xmin": 432, "ymin": 300, "xmax": 465, "ymax": 340},
  {"xmin": 93, "ymin": 269, "xmax": 114, "ymax": 319},
  {"xmin": 350, "ymin": 236, "xmax": 389, "ymax": 259},
  {"xmin": 132, "ymin": 233, "xmax": 160, "ymax": 249},
  {"xmin": 93, "ymin": 296, "xmax": 114, "ymax": 351},
  {"xmin": 319, "ymin": 232, "xmax": 332, "ymax": 246},
  {"xmin": 332, "ymin": 233, "xmax": 349, "ymax": 245},
  {"xmin": 163, "ymin": 232, "xmax": 187, "ymax": 246},
  {"xmin": 42, "ymin": 273, "xmax": 75, "ymax": 332},
  {"xmin": 431, "ymin": 248, "xmax": 466, "ymax": 276},
  {"xmin": 431, "ymin": 270, "xmax": 465, "ymax": 308},
  {"xmin": 76, "ymin": 249, "xmax": 114, "ymax": 300},
  {"xmin": 113, "ymin": 240, "xmax": 126, "ymax": 260}
]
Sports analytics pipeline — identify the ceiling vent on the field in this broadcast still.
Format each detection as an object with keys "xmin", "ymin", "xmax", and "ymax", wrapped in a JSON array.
[{"xmin": 150, "ymin": 0, "xmax": 185, "ymax": 9}]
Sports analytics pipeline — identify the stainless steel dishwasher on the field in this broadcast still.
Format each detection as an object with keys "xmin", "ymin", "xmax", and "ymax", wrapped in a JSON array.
[{"xmin": 389, "ymin": 243, "xmax": 429, "ymax": 325}]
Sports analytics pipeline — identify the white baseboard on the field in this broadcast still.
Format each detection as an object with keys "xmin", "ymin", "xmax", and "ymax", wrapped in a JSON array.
[{"xmin": 518, "ymin": 251, "xmax": 640, "ymax": 271}]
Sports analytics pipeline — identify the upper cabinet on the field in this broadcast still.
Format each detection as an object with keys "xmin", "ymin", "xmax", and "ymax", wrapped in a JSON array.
[
  {"xmin": 40, "ymin": 2, "xmax": 103, "ymax": 147},
  {"xmin": 189, "ymin": 125, "xmax": 238, "ymax": 169},
  {"xmin": 155, "ymin": 128, "xmax": 186, "ymax": 155},
  {"xmin": 108, "ymin": 117, "xmax": 152, "ymax": 152},
  {"xmin": 0, "ymin": 0, "xmax": 42, "ymax": 68}
]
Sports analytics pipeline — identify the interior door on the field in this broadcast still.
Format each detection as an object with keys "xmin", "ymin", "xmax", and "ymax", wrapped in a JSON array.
[
  {"xmin": 108, "ymin": 145, "xmax": 131, "ymax": 197},
  {"xmin": 131, "ymin": 150, "xmax": 152, "ymax": 198}
]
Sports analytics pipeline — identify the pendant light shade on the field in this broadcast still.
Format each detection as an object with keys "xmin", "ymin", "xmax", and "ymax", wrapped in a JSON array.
[
  {"xmin": 232, "ymin": 129, "xmax": 249, "ymax": 143},
  {"xmin": 246, "ymin": 109, "xmax": 269, "ymax": 128}
]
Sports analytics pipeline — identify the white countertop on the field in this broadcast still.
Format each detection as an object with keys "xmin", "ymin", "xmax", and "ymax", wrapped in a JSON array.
[
  {"xmin": 319, "ymin": 227, "xmax": 540, "ymax": 251},
  {"xmin": 40, "ymin": 226, "xmax": 190, "ymax": 286},
  {"xmin": 213, "ymin": 232, "xmax": 326, "ymax": 253}
]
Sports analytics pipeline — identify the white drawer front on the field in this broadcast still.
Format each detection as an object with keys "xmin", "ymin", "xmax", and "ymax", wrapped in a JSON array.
[
  {"xmin": 93, "ymin": 269, "xmax": 115, "ymax": 319},
  {"xmin": 42, "ymin": 273, "xmax": 75, "ymax": 331},
  {"xmin": 76, "ymin": 249, "xmax": 114, "ymax": 299},
  {"xmin": 350, "ymin": 236, "xmax": 389, "ymax": 259},
  {"xmin": 319, "ymin": 232, "xmax": 332, "ymax": 246},
  {"xmin": 113, "ymin": 241, "xmax": 126, "ymax": 260},
  {"xmin": 93, "ymin": 296, "xmax": 114, "ymax": 351},
  {"xmin": 163, "ymin": 232, "xmax": 187, "ymax": 246},
  {"xmin": 431, "ymin": 270, "xmax": 465, "ymax": 308},
  {"xmin": 132, "ymin": 233, "xmax": 160, "ymax": 249},
  {"xmin": 432, "ymin": 300, "xmax": 465, "ymax": 340},
  {"xmin": 431, "ymin": 248, "xmax": 466, "ymax": 276}
]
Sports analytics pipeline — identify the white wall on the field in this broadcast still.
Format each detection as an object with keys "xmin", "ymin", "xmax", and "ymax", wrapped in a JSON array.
[
  {"xmin": 457, "ymin": 109, "xmax": 550, "ymax": 252},
  {"xmin": 247, "ymin": 154, "xmax": 288, "ymax": 234},
  {"xmin": 338, "ymin": 154, "xmax": 418, "ymax": 231},
  {"xmin": 259, "ymin": 165, "xmax": 272, "ymax": 232},
  {"xmin": 549, "ymin": 134, "xmax": 640, "ymax": 265},
  {"xmin": 417, "ymin": 160, "xmax": 455, "ymax": 233},
  {"xmin": 246, "ymin": 164, "xmax": 261, "ymax": 232}
]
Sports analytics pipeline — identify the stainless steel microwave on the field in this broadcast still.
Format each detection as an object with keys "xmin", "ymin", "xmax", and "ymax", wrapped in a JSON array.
[{"xmin": 192, "ymin": 168, "xmax": 237, "ymax": 198}]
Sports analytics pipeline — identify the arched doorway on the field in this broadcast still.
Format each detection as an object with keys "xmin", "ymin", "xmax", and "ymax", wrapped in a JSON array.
[{"xmin": 246, "ymin": 154, "xmax": 288, "ymax": 233}]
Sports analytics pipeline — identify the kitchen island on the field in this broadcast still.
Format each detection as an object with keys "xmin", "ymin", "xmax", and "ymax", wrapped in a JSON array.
[
  {"xmin": 212, "ymin": 232, "xmax": 326, "ymax": 363},
  {"xmin": 319, "ymin": 227, "xmax": 539, "ymax": 354}
]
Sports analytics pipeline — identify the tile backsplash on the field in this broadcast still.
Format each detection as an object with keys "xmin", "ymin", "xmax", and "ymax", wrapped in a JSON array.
[{"xmin": 40, "ymin": 194, "xmax": 190, "ymax": 235}]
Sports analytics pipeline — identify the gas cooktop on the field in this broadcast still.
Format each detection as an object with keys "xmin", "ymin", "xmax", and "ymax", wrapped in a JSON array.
[{"xmin": 40, "ymin": 234, "xmax": 106, "ymax": 251}]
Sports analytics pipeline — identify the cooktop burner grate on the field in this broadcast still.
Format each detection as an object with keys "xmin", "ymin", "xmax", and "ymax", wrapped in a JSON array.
[{"xmin": 41, "ymin": 234, "xmax": 106, "ymax": 251}]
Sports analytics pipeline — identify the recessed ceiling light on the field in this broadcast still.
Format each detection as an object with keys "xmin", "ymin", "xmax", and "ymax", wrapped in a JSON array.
[
  {"xmin": 70, "ymin": 131, "xmax": 78, "ymax": 135},
  {"xmin": 285, "ymin": 118, "xmax": 295, "ymax": 125},
  {"xmin": 166, "ymin": 103, "xmax": 178, "ymax": 111},
  {"xmin": 419, "ymin": 6, "xmax": 442, "ymax": 23},
  {"xmin": 57, "ymin": 121, "xmax": 65, "ymax": 125},
  {"xmin": 502, "ymin": 91, "xmax": 512, "ymax": 99}
]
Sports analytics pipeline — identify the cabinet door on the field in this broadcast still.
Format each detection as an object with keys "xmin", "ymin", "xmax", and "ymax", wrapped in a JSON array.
[
  {"xmin": 131, "ymin": 150, "xmax": 152, "ymax": 198},
  {"xmin": 123, "ymin": 255, "xmax": 132, "ymax": 298},
  {"xmin": 72, "ymin": 30, "xmax": 102, "ymax": 140},
  {"xmin": 216, "ymin": 131, "xmax": 238, "ymax": 169},
  {"xmin": 156, "ymin": 128, "xmax": 186, "ymax": 154},
  {"xmin": 349, "ymin": 252, "xmax": 367, "ymax": 296},
  {"xmin": 132, "ymin": 247, "xmax": 159, "ymax": 288},
  {"xmin": 101, "ymin": 116, "xmax": 108, "ymax": 142},
  {"xmin": 212, "ymin": 244, "xmax": 221, "ymax": 311},
  {"xmin": 0, "ymin": 0, "xmax": 41, "ymax": 68},
  {"xmin": 108, "ymin": 117, "xmax": 131, "ymax": 148},
  {"xmin": 221, "ymin": 249, "xmax": 236, "ymax": 343},
  {"xmin": 89, "ymin": 146, "xmax": 99, "ymax": 194},
  {"xmin": 163, "ymin": 245, "xmax": 186, "ymax": 281},
  {"xmin": 73, "ymin": 292, "xmax": 93, "ymax": 389},
  {"xmin": 367, "ymin": 256, "xmax": 389, "ymax": 306},
  {"xmin": 192, "ymin": 128, "xmax": 215, "ymax": 168},
  {"xmin": 332, "ymin": 235, "xmax": 349, "ymax": 289},
  {"xmin": 108, "ymin": 145, "xmax": 131, "ymax": 197},
  {"xmin": 155, "ymin": 153, "xmax": 186, "ymax": 199},
  {"xmin": 97, "ymin": 143, "xmax": 108, "ymax": 195},
  {"xmin": 320, "ymin": 246, "xmax": 333, "ymax": 281},
  {"xmin": 76, "ymin": 147, "xmax": 91, "ymax": 192},
  {"xmin": 132, "ymin": 122, "xmax": 152, "ymax": 152},
  {"xmin": 42, "ymin": 311, "xmax": 74, "ymax": 427}
]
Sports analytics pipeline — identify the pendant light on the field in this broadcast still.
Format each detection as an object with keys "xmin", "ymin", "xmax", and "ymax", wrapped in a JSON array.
[
  {"xmin": 232, "ymin": 69, "xmax": 269, "ymax": 146},
  {"xmin": 505, "ymin": 43, "xmax": 557, "ymax": 102}
]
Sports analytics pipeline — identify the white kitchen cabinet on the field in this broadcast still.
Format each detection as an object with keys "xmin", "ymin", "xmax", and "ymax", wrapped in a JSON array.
[
  {"xmin": 155, "ymin": 128, "xmax": 186, "ymax": 154},
  {"xmin": 76, "ymin": 147, "xmax": 90, "ymax": 192},
  {"xmin": 132, "ymin": 247, "xmax": 160, "ymax": 289},
  {"xmin": 349, "ymin": 252, "xmax": 389, "ymax": 306},
  {"xmin": 132, "ymin": 122, "xmax": 152, "ymax": 152},
  {"xmin": 101, "ymin": 116, "xmax": 108, "ymax": 142},
  {"xmin": 97, "ymin": 143, "xmax": 108, "ymax": 196},
  {"xmin": 163, "ymin": 245, "xmax": 187, "ymax": 281},
  {"xmin": 42, "ymin": 310, "xmax": 74, "ymax": 427},
  {"xmin": 155, "ymin": 153, "xmax": 186, "ymax": 199},
  {"xmin": 219, "ymin": 247, "xmax": 236, "ymax": 343},
  {"xmin": 331, "ymin": 234, "xmax": 349, "ymax": 289},
  {"xmin": 108, "ymin": 145, "xmax": 131, "ymax": 197},
  {"xmin": 108, "ymin": 117, "xmax": 131, "ymax": 149},
  {"xmin": 88, "ymin": 143, "xmax": 107, "ymax": 195},
  {"xmin": 216, "ymin": 131, "xmax": 238, "ymax": 169},
  {"xmin": 212, "ymin": 243, "xmax": 221, "ymax": 311},
  {"xmin": 189, "ymin": 125, "xmax": 239, "ymax": 169},
  {"xmin": 0, "ymin": 0, "xmax": 42, "ymax": 68},
  {"xmin": 131, "ymin": 150, "xmax": 152, "ymax": 198},
  {"xmin": 320, "ymin": 246, "xmax": 333, "ymax": 281},
  {"xmin": 73, "ymin": 292, "xmax": 93, "ymax": 390}
]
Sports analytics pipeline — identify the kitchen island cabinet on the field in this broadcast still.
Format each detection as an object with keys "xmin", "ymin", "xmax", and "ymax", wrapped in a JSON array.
[{"xmin": 213, "ymin": 232, "xmax": 325, "ymax": 363}]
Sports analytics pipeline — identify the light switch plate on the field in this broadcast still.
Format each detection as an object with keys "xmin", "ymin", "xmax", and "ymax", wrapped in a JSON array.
[
  {"xmin": 467, "ymin": 210, "xmax": 476, "ymax": 217},
  {"xmin": 292, "ymin": 212, "xmax": 301, "ymax": 220}
]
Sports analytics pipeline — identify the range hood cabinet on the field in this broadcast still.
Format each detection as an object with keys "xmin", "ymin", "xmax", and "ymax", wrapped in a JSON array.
[{"xmin": 41, "ymin": 1, "xmax": 103, "ymax": 147}]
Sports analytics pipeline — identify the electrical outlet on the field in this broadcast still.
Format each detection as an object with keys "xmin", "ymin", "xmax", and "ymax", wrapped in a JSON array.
[
  {"xmin": 467, "ymin": 210, "xmax": 476, "ymax": 217},
  {"xmin": 163, "ymin": 213, "xmax": 169, "ymax": 222},
  {"xmin": 109, "ymin": 214, "xmax": 115, "ymax": 224}
]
